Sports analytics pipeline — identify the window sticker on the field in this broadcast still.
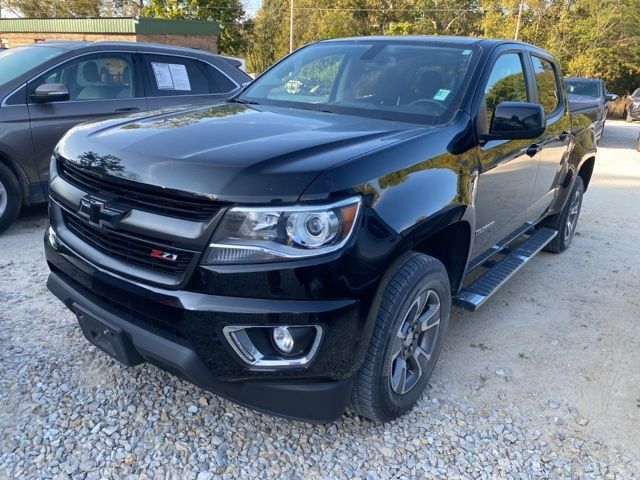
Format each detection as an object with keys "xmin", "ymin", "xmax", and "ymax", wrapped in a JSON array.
[
  {"xmin": 462, "ymin": 49, "xmax": 472, "ymax": 56},
  {"xmin": 151, "ymin": 62, "xmax": 191, "ymax": 91},
  {"xmin": 433, "ymin": 89, "xmax": 450, "ymax": 101}
]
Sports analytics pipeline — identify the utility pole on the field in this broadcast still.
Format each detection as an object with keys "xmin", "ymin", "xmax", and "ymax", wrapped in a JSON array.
[
  {"xmin": 289, "ymin": 0, "xmax": 294, "ymax": 53},
  {"xmin": 514, "ymin": 0, "xmax": 524, "ymax": 40}
]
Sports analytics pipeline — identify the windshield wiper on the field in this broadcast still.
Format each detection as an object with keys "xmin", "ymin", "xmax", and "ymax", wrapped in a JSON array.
[{"xmin": 231, "ymin": 98, "xmax": 260, "ymax": 105}]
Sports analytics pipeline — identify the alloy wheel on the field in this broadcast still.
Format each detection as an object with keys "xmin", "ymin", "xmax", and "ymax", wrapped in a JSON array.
[
  {"xmin": 389, "ymin": 289, "xmax": 441, "ymax": 395},
  {"xmin": 0, "ymin": 178, "xmax": 7, "ymax": 218},
  {"xmin": 564, "ymin": 189, "xmax": 582, "ymax": 243}
]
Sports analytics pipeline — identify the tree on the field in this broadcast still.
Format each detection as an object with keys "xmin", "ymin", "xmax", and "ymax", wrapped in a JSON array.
[{"xmin": 142, "ymin": 0, "xmax": 247, "ymax": 55}]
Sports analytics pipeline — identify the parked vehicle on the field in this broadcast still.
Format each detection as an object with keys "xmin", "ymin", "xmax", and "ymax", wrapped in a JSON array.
[
  {"xmin": 624, "ymin": 88, "xmax": 640, "ymax": 122},
  {"xmin": 0, "ymin": 41, "xmax": 251, "ymax": 233},
  {"xmin": 565, "ymin": 77, "xmax": 616, "ymax": 143},
  {"xmin": 45, "ymin": 36, "xmax": 596, "ymax": 423}
]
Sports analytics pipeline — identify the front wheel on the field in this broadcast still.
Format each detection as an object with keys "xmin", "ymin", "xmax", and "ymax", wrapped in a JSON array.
[
  {"xmin": 0, "ymin": 163, "xmax": 22, "ymax": 234},
  {"xmin": 351, "ymin": 252, "xmax": 450, "ymax": 422},
  {"xmin": 543, "ymin": 176, "xmax": 584, "ymax": 253}
]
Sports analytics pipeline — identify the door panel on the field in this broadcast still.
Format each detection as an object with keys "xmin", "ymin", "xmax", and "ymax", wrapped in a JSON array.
[
  {"xmin": 26, "ymin": 52, "xmax": 146, "ymax": 181},
  {"xmin": 142, "ymin": 54, "xmax": 228, "ymax": 109},
  {"xmin": 527, "ymin": 55, "xmax": 571, "ymax": 220},
  {"xmin": 472, "ymin": 52, "xmax": 540, "ymax": 257}
]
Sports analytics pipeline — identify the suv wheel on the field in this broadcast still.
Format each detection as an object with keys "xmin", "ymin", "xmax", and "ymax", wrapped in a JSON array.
[
  {"xmin": 543, "ymin": 176, "xmax": 584, "ymax": 253},
  {"xmin": 351, "ymin": 252, "xmax": 450, "ymax": 422},
  {"xmin": 0, "ymin": 163, "xmax": 22, "ymax": 234}
]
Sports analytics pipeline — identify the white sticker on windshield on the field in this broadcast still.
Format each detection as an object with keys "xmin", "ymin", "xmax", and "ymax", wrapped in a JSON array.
[
  {"xmin": 433, "ymin": 89, "xmax": 450, "ymax": 101},
  {"xmin": 462, "ymin": 49, "xmax": 472, "ymax": 56},
  {"xmin": 151, "ymin": 62, "xmax": 191, "ymax": 91}
]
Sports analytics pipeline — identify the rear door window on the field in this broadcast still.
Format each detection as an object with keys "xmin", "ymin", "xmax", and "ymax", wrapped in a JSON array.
[
  {"xmin": 531, "ymin": 56, "xmax": 561, "ymax": 115},
  {"xmin": 144, "ymin": 54, "xmax": 210, "ymax": 97}
]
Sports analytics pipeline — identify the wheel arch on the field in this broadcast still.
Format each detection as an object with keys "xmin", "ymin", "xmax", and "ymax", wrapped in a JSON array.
[
  {"xmin": 577, "ymin": 155, "xmax": 595, "ymax": 192},
  {"xmin": 0, "ymin": 149, "xmax": 29, "ymax": 205},
  {"xmin": 389, "ymin": 206, "xmax": 474, "ymax": 294}
]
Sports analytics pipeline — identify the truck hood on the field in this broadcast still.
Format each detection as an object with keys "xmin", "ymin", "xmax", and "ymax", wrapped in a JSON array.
[{"xmin": 56, "ymin": 102, "xmax": 426, "ymax": 203}]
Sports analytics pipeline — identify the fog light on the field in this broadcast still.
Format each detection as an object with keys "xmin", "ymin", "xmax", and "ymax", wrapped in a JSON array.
[
  {"xmin": 47, "ymin": 226, "xmax": 59, "ymax": 249},
  {"xmin": 272, "ymin": 326, "xmax": 294, "ymax": 354}
]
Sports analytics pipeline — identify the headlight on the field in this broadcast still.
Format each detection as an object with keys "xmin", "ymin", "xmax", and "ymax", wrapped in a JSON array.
[{"xmin": 203, "ymin": 196, "xmax": 362, "ymax": 264}]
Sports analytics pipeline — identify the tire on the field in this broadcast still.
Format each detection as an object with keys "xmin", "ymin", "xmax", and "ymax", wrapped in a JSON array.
[
  {"xmin": 0, "ymin": 162, "xmax": 22, "ymax": 234},
  {"xmin": 351, "ymin": 252, "xmax": 451, "ymax": 422},
  {"xmin": 543, "ymin": 176, "xmax": 584, "ymax": 253}
]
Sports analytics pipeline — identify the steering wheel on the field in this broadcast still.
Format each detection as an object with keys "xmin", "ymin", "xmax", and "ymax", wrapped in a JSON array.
[{"xmin": 408, "ymin": 98, "xmax": 446, "ymax": 112}]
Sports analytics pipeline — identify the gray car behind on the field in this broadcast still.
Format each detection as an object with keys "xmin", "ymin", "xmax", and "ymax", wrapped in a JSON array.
[{"xmin": 0, "ymin": 41, "xmax": 251, "ymax": 232}]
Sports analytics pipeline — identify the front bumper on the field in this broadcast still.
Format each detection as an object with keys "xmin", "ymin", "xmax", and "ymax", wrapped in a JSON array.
[{"xmin": 45, "ymin": 233, "xmax": 368, "ymax": 422}]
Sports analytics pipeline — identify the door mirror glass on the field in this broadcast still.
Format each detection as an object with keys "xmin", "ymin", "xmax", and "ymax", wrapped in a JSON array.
[
  {"xmin": 31, "ymin": 83, "xmax": 69, "ymax": 103},
  {"xmin": 488, "ymin": 101, "xmax": 546, "ymax": 140},
  {"xmin": 605, "ymin": 93, "xmax": 618, "ymax": 102}
]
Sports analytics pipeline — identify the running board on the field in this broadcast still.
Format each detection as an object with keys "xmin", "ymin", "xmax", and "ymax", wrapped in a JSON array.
[{"xmin": 454, "ymin": 228, "xmax": 558, "ymax": 311}]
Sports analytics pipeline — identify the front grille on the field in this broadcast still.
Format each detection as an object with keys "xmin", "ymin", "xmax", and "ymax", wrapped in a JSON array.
[
  {"xmin": 64, "ymin": 211, "xmax": 194, "ymax": 276},
  {"xmin": 58, "ymin": 158, "xmax": 222, "ymax": 221}
]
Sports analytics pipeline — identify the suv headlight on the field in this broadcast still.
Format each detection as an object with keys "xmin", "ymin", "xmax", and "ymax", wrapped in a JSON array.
[{"xmin": 203, "ymin": 196, "xmax": 362, "ymax": 264}]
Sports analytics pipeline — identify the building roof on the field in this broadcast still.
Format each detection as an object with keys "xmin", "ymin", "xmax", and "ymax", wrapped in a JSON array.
[{"xmin": 0, "ymin": 17, "xmax": 220, "ymax": 36}]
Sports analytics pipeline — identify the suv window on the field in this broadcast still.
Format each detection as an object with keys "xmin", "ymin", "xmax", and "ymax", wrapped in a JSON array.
[
  {"xmin": 145, "ymin": 54, "xmax": 209, "ymax": 96},
  {"xmin": 531, "ymin": 56, "xmax": 561, "ymax": 115},
  {"xmin": 203, "ymin": 63, "xmax": 237, "ymax": 94},
  {"xmin": 483, "ymin": 53, "xmax": 528, "ymax": 127},
  {"xmin": 34, "ymin": 53, "xmax": 136, "ymax": 101}
]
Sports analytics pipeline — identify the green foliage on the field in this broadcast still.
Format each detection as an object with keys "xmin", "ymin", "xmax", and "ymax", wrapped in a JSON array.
[
  {"xmin": 247, "ymin": 0, "xmax": 640, "ymax": 94},
  {"xmin": 142, "ymin": 0, "xmax": 247, "ymax": 55}
]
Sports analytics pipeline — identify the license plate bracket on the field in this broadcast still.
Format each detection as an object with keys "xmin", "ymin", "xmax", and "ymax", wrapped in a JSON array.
[{"xmin": 74, "ymin": 304, "xmax": 143, "ymax": 366}]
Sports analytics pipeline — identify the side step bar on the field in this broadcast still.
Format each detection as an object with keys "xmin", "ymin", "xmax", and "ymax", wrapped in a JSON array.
[{"xmin": 454, "ymin": 227, "xmax": 558, "ymax": 311}]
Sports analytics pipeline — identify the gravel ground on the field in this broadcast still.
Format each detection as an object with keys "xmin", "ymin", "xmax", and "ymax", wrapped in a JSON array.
[{"xmin": 1, "ymin": 121, "xmax": 640, "ymax": 479}]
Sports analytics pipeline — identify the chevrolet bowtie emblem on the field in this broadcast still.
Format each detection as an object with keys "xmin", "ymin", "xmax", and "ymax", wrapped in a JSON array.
[{"xmin": 79, "ymin": 196, "xmax": 128, "ymax": 229}]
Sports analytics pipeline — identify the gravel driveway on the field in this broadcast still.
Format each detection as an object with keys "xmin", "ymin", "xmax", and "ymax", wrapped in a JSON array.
[{"xmin": 1, "ymin": 121, "xmax": 639, "ymax": 479}]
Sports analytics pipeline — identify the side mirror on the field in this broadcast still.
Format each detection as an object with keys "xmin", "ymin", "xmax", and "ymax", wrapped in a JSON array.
[
  {"xmin": 605, "ymin": 93, "xmax": 618, "ymax": 102},
  {"xmin": 487, "ymin": 102, "xmax": 546, "ymax": 140},
  {"xmin": 31, "ymin": 83, "xmax": 70, "ymax": 103}
]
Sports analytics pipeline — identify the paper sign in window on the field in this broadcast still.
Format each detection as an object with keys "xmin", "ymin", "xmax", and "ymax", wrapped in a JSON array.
[{"xmin": 151, "ymin": 62, "xmax": 192, "ymax": 91}]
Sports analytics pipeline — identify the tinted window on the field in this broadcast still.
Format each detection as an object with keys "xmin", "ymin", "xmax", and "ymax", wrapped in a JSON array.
[
  {"xmin": 145, "ymin": 55, "xmax": 209, "ymax": 96},
  {"xmin": 531, "ymin": 56, "xmax": 560, "ymax": 115},
  {"xmin": 0, "ymin": 46, "xmax": 64, "ymax": 87},
  {"xmin": 484, "ymin": 53, "xmax": 528, "ymax": 127},
  {"xmin": 566, "ymin": 79, "xmax": 600, "ymax": 97},
  {"xmin": 33, "ymin": 53, "xmax": 135, "ymax": 101},
  {"xmin": 240, "ymin": 42, "xmax": 478, "ymax": 125},
  {"xmin": 203, "ymin": 63, "xmax": 237, "ymax": 93}
]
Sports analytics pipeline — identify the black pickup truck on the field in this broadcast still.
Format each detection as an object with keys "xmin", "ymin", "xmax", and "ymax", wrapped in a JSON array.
[{"xmin": 45, "ymin": 36, "xmax": 597, "ymax": 423}]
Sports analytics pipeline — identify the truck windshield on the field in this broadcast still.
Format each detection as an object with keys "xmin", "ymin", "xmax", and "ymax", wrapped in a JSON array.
[
  {"xmin": 566, "ymin": 79, "xmax": 600, "ymax": 97},
  {"xmin": 239, "ymin": 41, "xmax": 477, "ymax": 125},
  {"xmin": 0, "ymin": 45, "xmax": 64, "ymax": 88}
]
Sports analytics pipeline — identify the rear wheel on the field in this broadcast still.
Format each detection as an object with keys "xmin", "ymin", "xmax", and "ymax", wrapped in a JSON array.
[
  {"xmin": 0, "ymin": 163, "xmax": 22, "ymax": 234},
  {"xmin": 543, "ymin": 176, "xmax": 584, "ymax": 253},
  {"xmin": 351, "ymin": 252, "xmax": 450, "ymax": 422}
]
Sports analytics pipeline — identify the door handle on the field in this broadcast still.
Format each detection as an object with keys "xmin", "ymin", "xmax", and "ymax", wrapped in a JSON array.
[
  {"xmin": 114, "ymin": 107, "xmax": 140, "ymax": 113},
  {"xmin": 558, "ymin": 131, "xmax": 570, "ymax": 141},
  {"xmin": 525, "ymin": 144, "xmax": 542, "ymax": 157}
]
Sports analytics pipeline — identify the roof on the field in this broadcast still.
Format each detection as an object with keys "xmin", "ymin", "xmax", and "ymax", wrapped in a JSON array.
[
  {"xmin": 319, "ymin": 35, "xmax": 541, "ymax": 50},
  {"xmin": 0, "ymin": 17, "xmax": 220, "ymax": 36}
]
